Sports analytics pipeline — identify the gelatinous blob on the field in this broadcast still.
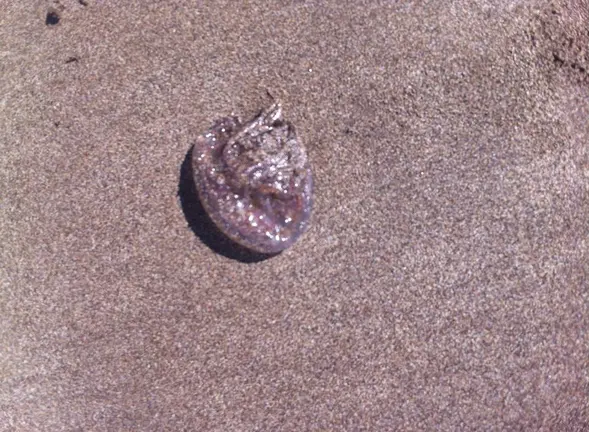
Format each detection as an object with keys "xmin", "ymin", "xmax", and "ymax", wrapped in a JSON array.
[{"xmin": 192, "ymin": 103, "xmax": 313, "ymax": 254}]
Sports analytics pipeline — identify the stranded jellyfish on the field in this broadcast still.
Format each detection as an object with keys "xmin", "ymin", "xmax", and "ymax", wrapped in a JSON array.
[{"xmin": 192, "ymin": 103, "xmax": 313, "ymax": 254}]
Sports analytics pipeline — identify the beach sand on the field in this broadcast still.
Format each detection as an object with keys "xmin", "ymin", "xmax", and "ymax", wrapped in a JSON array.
[{"xmin": 1, "ymin": 0, "xmax": 588, "ymax": 429}]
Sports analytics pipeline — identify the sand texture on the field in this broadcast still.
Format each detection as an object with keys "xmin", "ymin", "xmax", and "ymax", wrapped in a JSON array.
[{"xmin": 1, "ymin": 0, "xmax": 588, "ymax": 430}]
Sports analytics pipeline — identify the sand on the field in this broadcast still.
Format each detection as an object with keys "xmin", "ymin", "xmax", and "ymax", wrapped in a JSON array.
[{"xmin": 1, "ymin": 0, "xmax": 588, "ymax": 430}]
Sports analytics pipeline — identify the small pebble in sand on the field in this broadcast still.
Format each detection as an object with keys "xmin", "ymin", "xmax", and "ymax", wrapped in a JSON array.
[{"xmin": 192, "ymin": 103, "xmax": 313, "ymax": 254}]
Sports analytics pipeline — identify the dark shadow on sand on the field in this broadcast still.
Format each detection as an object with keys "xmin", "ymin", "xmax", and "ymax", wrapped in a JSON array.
[{"xmin": 178, "ymin": 146, "xmax": 277, "ymax": 263}]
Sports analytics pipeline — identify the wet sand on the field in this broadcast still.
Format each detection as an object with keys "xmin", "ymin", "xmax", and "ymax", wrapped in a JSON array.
[{"xmin": 1, "ymin": 0, "xmax": 588, "ymax": 429}]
